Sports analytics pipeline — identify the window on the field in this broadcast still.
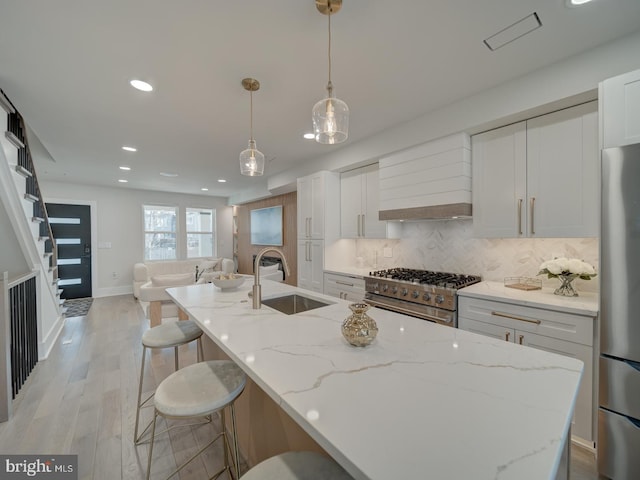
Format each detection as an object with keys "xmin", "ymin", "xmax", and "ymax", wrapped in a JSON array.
[
  {"xmin": 144, "ymin": 205, "xmax": 177, "ymax": 260},
  {"xmin": 186, "ymin": 208, "xmax": 215, "ymax": 258}
]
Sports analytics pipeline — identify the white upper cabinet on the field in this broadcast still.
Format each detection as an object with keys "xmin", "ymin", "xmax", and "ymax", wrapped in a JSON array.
[
  {"xmin": 472, "ymin": 101, "xmax": 598, "ymax": 238},
  {"xmin": 297, "ymin": 171, "xmax": 340, "ymax": 240},
  {"xmin": 601, "ymin": 68, "xmax": 640, "ymax": 148},
  {"xmin": 340, "ymin": 164, "xmax": 388, "ymax": 239},
  {"xmin": 472, "ymin": 122, "xmax": 527, "ymax": 238}
]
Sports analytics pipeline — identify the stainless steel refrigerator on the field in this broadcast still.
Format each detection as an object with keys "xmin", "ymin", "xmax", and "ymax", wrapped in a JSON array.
[{"xmin": 599, "ymin": 143, "xmax": 640, "ymax": 479}]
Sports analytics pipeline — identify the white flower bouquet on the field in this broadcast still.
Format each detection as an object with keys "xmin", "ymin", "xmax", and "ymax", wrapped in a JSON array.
[{"xmin": 538, "ymin": 257, "xmax": 597, "ymax": 280}]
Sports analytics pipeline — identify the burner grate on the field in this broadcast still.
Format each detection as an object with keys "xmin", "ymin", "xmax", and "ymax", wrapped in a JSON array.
[{"xmin": 369, "ymin": 268, "xmax": 480, "ymax": 289}]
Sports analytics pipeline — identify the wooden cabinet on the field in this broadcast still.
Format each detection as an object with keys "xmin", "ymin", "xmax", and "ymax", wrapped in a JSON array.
[
  {"xmin": 472, "ymin": 102, "xmax": 598, "ymax": 238},
  {"xmin": 458, "ymin": 295, "xmax": 595, "ymax": 443},
  {"xmin": 297, "ymin": 171, "xmax": 340, "ymax": 240},
  {"xmin": 340, "ymin": 164, "xmax": 388, "ymax": 238},
  {"xmin": 323, "ymin": 272, "xmax": 365, "ymax": 302},
  {"xmin": 297, "ymin": 239, "xmax": 324, "ymax": 293},
  {"xmin": 601, "ymin": 68, "xmax": 640, "ymax": 148}
]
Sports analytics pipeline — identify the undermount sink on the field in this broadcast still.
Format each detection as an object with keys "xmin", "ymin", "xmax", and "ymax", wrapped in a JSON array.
[{"xmin": 261, "ymin": 294, "xmax": 332, "ymax": 315}]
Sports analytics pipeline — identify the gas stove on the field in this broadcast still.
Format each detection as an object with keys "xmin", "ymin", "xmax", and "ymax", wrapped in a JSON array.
[{"xmin": 365, "ymin": 268, "xmax": 481, "ymax": 327}]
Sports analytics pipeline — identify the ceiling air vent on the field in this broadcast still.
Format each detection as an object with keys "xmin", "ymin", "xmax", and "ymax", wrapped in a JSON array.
[{"xmin": 484, "ymin": 12, "xmax": 542, "ymax": 51}]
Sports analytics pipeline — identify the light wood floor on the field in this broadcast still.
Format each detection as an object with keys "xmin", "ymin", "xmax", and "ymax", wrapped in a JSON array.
[
  {"xmin": 0, "ymin": 295, "xmax": 230, "ymax": 480},
  {"xmin": 0, "ymin": 295, "xmax": 601, "ymax": 479}
]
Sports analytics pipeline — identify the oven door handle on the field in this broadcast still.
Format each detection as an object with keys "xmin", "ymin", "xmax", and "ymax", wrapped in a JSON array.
[{"xmin": 365, "ymin": 297, "xmax": 453, "ymax": 325}]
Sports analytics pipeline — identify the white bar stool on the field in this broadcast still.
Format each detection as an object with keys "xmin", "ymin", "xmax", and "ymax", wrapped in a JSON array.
[
  {"xmin": 134, "ymin": 319, "xmax": 204, "ymax": 444},
  {"xmin": 146, "ymin": 360, "xmax": 247, "ymax": 480},
  {"xmin": 240, "ymin": 451, "xmax": 352, "ymax": 479}
]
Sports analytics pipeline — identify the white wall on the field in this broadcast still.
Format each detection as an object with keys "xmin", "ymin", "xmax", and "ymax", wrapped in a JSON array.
[
  {"xmin": 0, "ymin": 197, "xmax": 28, "ymax": 278},
  {"xmin": 40, "ymin": 181, "xmax": 233, "ymax": 297}
]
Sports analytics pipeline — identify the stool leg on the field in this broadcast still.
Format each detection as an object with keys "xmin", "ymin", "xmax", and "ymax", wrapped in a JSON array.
[
  {"xmin": 197, "ymin": 337, "xmax": 203, "ymax": 362},
  {"xmin": 230, "ymin": 403, "xmax": 241, "ymax": 479},
  {"xmin": 174, "ymin": 346, "xmax": 179, "ymax": 371},
  {"xmin": 146, "ymin": 410, "xmax": 159, "ymax": 480},
  {"xmin": 134, "ymin": 346, "xmax": 148, "ymax": 443}
]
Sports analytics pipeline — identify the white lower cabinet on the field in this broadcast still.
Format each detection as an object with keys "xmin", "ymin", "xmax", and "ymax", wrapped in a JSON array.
[
  {"xmin": 323, "ymin": 272, "xmax": 365, "ymax": 302},
  {"xmin": 458, "ymin": 296, "xmax": 595, "ymax": 443},
  {"xmin": 297, "ymin": 239, "xmax": 324, "ymax": 293}
]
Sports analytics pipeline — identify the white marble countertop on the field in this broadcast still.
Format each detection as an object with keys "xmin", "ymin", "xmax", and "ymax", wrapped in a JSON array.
[
  {"xmin": 324, "ymin": 267, "xmax": 372, "ymax": 278},
  {"xmin": 457, "ymin": 281, "xmax": 599, "ymax": 316},
  {"xmin": 167, "ymin": 280, "xmax": 583, "ymax": 480}
]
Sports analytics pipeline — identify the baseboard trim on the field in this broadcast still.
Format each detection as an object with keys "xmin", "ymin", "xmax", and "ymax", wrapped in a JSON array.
[
  {"xmin": 94, "ymin": 286, "xmax": 133, "ymax": 298},
  {"xmin": 39, "ymin": 315, "xmax": 65, "ymax": 360}
]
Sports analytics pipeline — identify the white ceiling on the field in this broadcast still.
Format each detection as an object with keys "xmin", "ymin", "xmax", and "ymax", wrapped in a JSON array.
[{"xmin": 1, "ymin": 0, "xmax": 640, "ymax": 199}]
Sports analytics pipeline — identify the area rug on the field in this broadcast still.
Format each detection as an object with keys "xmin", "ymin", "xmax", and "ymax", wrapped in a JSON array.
[{"xmin": 64, "ymin": 297, "xmax": 93, "ymax": 317}]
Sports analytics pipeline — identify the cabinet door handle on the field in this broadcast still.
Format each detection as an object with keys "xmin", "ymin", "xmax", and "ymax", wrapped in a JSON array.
[
  {"xmin": 307, "ymin": 242, "xmax": 311, "ymax": 262},
  {"xmin": 357, "ymin": 214, "xmax": 361, "ymax": 237},
  {"xmin": 518, "ymin": 335, "xmax": 524, "ymax": 345},
  {"xmin": 336, "ymin": 280, "xmax": 354, "ymax": 287},
  {"xmin": 491, "ymin": 311, "xmax": 542, "ymax": 325},
  {"xmin": 517, "ymin": 198, "xmax": 523, "ymax": 235},
  {"xmin": 362, "ymin": 214, "xmax": 365, "ymax": 237},
  {"xmin": 530, "ymin": 197, "xmax": 535, "ymax": 235},
  {"xmin": 505, "ymin": 331, "xmax": 511, "ymax": 342},
  {"xmin": 306, "ymin": 217, "xmax": 311, "ymax": 238}
]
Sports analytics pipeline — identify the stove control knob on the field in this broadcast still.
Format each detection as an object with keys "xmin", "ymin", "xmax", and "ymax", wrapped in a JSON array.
[
  {"xmin": 401, "ymin": 288, "xmax": 408, "ymax": 296},
  {"xmin": 435, "ymin": 295, "xmax": 445, "ymax": 305},
  {"xmin": 423, "ymin": 293, "xmax": 431, "ymax": 302},
  {"xmin": 382, "ymin": 284, "xmax": 389, "ymax": 292},
  {"xmin": 412, "ymin": 290, "xmax": 420, "ymax": 299},
  {"xmin": 391, "ymin": 286, "xmax": 398, "ymax": 294}
]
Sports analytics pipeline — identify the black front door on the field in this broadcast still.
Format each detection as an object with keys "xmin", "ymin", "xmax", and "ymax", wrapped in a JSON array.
[{"xmin": 46, "ymin": 203, "xmax": 92, "ymax": 299}]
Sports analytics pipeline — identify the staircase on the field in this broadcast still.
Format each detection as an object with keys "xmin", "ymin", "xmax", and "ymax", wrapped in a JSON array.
[{"xmin": 0, "ymin": 89, "xmax": 65, "ymax": 360}]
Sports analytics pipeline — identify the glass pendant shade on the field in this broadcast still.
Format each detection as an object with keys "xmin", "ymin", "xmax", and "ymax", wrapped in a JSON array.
[
  {"xmin": 239, "ymin": 139, "xmax": 264, "ymax": 176},
  {"xmin": 312, "ymin": 92, "xmax": 349, "ymax": 144}
]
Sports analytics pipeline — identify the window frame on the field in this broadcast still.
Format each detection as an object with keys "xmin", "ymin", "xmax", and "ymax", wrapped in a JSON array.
[
  {"xmin": 143, "ymin": 204, "xmax": 178, "ymax": 261},
  {"xmin": 186, "ymin": 207, "xmax": 216, "ymax": 259}
]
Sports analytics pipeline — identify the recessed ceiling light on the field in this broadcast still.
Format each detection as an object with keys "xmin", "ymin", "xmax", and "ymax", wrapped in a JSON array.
[
  {"xmin": 118, "ymin": 179, "xmax": 128, "ymax": 183},
  {"xmin": 566, "ymin": 0, "xmax": 593, "ymax": 6},
  {"xmin": 303, "ymin": 133, "xmax": 315, "ymax": 140},
  {"xmin": 201, "ymin": 187, "xmax": 209, "ymax": 191},
  {"xmin": 122, "ymin": 146, "xmax": 137, "ymax": 152},
  {"xmin": 160, "ymin": 172, "xmax": 178, "ymax": 177},
  {"xmin": 217, "ymin": 179, "xmax": 227, "ymax": 183},
  {"xmin": 119, "ymin": 165, "xmax": 131, "ymax": 171},
  {"xmin": 130, "ymin": 79, "xmax": 153, "ymax": 92}
]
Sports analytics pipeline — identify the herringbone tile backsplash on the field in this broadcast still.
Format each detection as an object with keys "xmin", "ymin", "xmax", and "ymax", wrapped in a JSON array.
[{"xmin": 354, "ymin": 219, "xmax": 599, "ymax": 292}]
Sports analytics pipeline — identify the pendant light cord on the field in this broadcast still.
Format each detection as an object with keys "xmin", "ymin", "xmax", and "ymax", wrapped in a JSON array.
[
  {"xmin": 327, "ymin": 12, "xmax": 332, "ymax": 86},
  {"xmin": 249, "ymin": 89, "xmax": 254, "ymax": 142}
]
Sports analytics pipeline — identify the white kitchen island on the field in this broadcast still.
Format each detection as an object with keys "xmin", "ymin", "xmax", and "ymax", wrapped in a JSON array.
[{"xmin": 167, "ymin": 280, "xmax": 583, "ymax": 480}]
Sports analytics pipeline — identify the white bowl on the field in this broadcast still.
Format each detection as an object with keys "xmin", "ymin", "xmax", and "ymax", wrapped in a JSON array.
[{"xmin": 212, "ymin": 276, "xmax": 245, "ymax": 290}]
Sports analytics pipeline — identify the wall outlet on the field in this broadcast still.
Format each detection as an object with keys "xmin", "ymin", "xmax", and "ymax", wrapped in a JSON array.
[
  {"xmin": 383, "ymin": 247, "xmax": 393, "ymax": 258},
  {"xmin": 112, "ymin": 271, "xmax": 118, "ymax": 278}
]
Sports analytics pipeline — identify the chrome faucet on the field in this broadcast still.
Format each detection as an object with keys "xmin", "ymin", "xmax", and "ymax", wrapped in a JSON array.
[{"xmin": 252, "ymin": 247, "xmax": 291, "ymax": 309}]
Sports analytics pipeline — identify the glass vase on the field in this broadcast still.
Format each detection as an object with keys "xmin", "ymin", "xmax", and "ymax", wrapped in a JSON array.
[
  {"xmin": 342, "ymin": 303, "xmax": 378, "ymax": 347},
  {"xmin": 554, "ymin": 274, "xmax": 579, "ymax": 297}
]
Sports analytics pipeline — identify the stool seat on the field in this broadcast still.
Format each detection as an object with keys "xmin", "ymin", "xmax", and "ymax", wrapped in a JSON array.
[
  {"xmin": 146, "ymin": 360, "xmax": 247, "ymax": 480},
  {"xmin": 142, "ymin": 319, "xmax": 202, "ymax": 348},
  {"xmin": 155, "ymin": 360, "xmax": 246, "ymax": 417},
  {"xmin": 241, "ymin": 451, "xmax": 352, "ymax": 480}
]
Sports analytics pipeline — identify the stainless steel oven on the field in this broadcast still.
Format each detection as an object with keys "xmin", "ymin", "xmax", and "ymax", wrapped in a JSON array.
[{"xmin": 364, "ymin": 269, "xmax": 481, "ymax": 327}]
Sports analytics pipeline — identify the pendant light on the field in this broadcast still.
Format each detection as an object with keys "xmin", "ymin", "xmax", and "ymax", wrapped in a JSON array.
[
  {"xmin": 312, "ymin": 0, "xmax": 349, "ymax": 144},
  {"xmin": 239, "ymin": 78, "xmax": 265, "ymax": 176}
]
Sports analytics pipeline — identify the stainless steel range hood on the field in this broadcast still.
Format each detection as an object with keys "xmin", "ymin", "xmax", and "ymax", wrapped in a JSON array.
[{"xmin": 378, "ymin": 202, "xmax": 472, "ymax": 221}]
